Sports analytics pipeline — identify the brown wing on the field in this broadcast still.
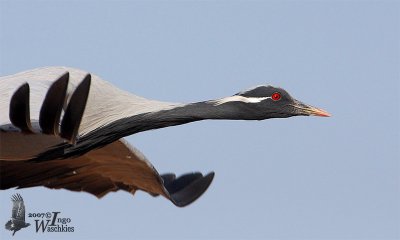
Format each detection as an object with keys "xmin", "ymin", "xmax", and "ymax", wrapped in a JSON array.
[{"xmin": 0, "ymin": 139, "xmax": 214, "ymax": 207}]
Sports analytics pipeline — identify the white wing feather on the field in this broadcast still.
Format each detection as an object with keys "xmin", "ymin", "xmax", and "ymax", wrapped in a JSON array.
[{"xmin": 0, "ymin": 66, "xmax": 179, "ymax": 136}]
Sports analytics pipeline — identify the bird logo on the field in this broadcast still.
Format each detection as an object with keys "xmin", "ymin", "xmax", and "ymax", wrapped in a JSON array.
[{"xmin": 4, "ymin": 193, "xmax": 31, "ymax": 236}]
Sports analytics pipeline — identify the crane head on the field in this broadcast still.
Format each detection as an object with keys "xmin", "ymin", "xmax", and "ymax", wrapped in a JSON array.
[{"xmin": 210, "ymin": 85, "xmax": 331, "ymax": 120}]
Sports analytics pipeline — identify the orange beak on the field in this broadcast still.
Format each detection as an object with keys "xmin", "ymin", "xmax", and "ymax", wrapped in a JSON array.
[
  {"xmin": 306, "ymin": 106, "xmax": 331, "ymax": 117},
  {"xmin": 292, "ymin": 100, "xmax": 331, "ymax": 117}
]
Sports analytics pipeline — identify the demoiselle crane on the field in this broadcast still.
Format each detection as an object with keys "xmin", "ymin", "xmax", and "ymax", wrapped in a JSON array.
[{"xmin": 0, "ymin": 67, "xmax": 330, "ymax": 207}]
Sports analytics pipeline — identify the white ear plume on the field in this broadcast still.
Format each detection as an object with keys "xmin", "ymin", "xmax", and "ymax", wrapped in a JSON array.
[{"xmin": 210, "ymin": 95, "xmax": 271, "ymax": 106}]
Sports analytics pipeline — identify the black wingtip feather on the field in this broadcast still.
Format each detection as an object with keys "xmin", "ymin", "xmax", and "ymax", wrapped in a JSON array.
[
  {"xmin": 164, "ymin": 172, "xmax": 203, "ymax": 195},
  {"xmin": 40, "ymin": 72, "xmax": 69, "ymax": 135},
  {"xmin": 161, "ymin": 173, "xmax": 176, "ymax": 187},
  {"xmin": 9, "ymin": 83, "xmax": 33, "ymax": 133},
  {"xmin": 169, "ymin": 172, "xmax": 215, "ymax": 207},
  {"xmin": 60, "ymin": 74, "xmax": 91, "ymax": 144}
]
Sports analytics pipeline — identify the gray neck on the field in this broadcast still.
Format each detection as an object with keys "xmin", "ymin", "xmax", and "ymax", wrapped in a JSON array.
[
  {"xmin": 84, "ymin": 100, "xmax": 243, "ymax": 144},
  {"xmin": 148, "ymin": 101, "xmax": 235, "ymax": 120},
  {"xmin": 88, "ymin": 99, "xmax": 262, "ymax": 140},
  {"xmin": 119, "ymin": 101, "xmax": 242, "ymax": 134},
  {"xmin": 37, "ymin": 100, "xmax": 251, "ymax": 161}
]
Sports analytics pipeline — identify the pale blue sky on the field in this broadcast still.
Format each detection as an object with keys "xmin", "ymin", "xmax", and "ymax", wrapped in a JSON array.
[{"xmin": 0, "ymin": 1, "xmax": 399, "ymax": 239}]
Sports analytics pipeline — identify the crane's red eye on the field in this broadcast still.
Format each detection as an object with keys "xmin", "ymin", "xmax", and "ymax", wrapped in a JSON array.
[{"xmin": 271, "ymin": 92, "xmax": 281, "ymax": 101}]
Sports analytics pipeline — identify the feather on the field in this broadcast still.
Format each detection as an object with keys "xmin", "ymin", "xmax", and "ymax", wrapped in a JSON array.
[{"xmin": 1, "ymin": 139, "xmax": 214, "ymax": 207}]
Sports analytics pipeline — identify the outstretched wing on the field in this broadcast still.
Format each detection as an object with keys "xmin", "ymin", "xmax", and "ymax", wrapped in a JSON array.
[
  {"xmin": 11, "ymin": 193, "xmax": 26, "ymax": 221},
  {"xmin": 1, "ymin": 67, "xmax": 214, "ymax": 206},
  {"xmin": 1, "ymin": 67, "xmax": 178, "ymax": 161},
  {"xmin": 0, "ymin": 139, "xmax": 214, "ymax": 207},
  {"xmin": 0, "ymin": 71, "xmax": 91, "ymax": 161}
]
